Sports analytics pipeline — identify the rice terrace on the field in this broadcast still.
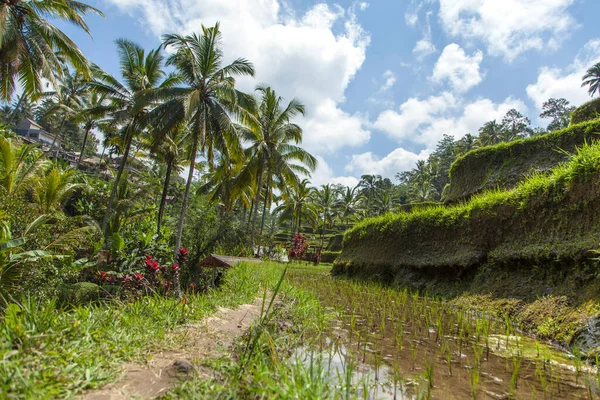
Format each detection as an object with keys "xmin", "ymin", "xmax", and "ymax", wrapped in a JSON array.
[{"xmin": 3, "ymin": 0, "xmax": 600, "ymax": 399}]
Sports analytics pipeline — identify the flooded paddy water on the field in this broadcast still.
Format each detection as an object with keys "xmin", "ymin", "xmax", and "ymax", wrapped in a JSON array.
[{"xmin": 287, "ymin": 267, "xmax": 599, "ymax": 399}]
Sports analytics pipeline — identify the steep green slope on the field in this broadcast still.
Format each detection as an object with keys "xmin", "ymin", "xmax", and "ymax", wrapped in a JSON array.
[
  {"xmin": 443, "ymin": 120, "xmax": 600, "ymax": 203},
  {"xmin": 334, "ymin": 140, "xmax": 600, "ymax": 281}
]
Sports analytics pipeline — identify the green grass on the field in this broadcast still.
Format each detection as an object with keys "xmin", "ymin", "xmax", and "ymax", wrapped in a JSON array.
[
  {"xmin": 0, "ymin": 262, "xmax": 286, "ymax": 398},
  {"xmin": 163, "ymin": 264, "xmax": 595, "ymax": 399},
  {"xmin": 162, "ymin": 263, "xmax": 341, "ymax": 399},
  {"xmin": 340, "ymin": 140, "xmax": 600, "ymax": 272},
  {"xmin": 443, "ymin": 119, "xmax": 600, "ymax": 202}
]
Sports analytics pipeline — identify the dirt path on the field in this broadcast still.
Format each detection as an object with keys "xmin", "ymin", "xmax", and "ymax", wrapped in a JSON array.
[{"xmin": 82, "ymin": 299, "xmax": 264, "ymax": 400}]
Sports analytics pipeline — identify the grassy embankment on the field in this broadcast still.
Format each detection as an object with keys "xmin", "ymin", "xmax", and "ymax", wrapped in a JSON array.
[
  {"xmin": 0, "ymin": 263, "xmax": 287, "ymax": 398},
  {"xmin": 334, "ymin": 138, "xmax": 600, "ymax": 350},
  {"xmin": 443, "ymin": 119, "xmax": 600, "ymax": 203}
]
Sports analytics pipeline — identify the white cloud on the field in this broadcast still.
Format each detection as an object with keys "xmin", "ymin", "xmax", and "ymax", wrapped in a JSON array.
[
  {"xmin": 438, "ymin": 0, "xmax": 577, "ymax": 61},
  {"xmin": 405, "ymin": 13, "xmax": 418, "ymax": 27},
  {"xmin": 431, "ymin": 44, "xmax": 484, "ymax": 92},
  {"xmin": 412, "ymin": 10, "xmax": 436, "ymax": 60},
  {"xmin": 374, "ymin": 93, "xmax": 527, "ymax": 147},
  {"xmin": 367, "ymin": 70, "xmax": 397, "ymax": 107},
  {"xmin": 345, "ymin": 148, "xmax": 430, "ymax": 178},
  {"xmin": 379, "ymin": 70, "xmax": 396, "ymax": 93},
  {"xmin": 526, "ymin": 39, "xmax": 600, "ymax": 110},
  {"xmin": 310, "ymin": 156, "xmax": 360, "ymax": 187},
  {"xmin": 413, "ymin": 39, "xmax": 437, "ymax": 59},
  {"xmin": 106, "ymin": 0, "xmax": 371, "ymax": 154},
  {"xmin": 302, "ymin": 99, "xmax": 371, "ymax": 153}
]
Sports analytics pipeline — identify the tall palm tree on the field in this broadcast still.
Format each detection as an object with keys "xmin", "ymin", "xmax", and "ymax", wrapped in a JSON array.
[
  {"xmin": 0, "ymin": 0, "xmax": 104, "ymax": 101},
  {"xmin": 155, "ymin": 23, "xmax": 255, "ymax": 295},
  {"xmin": 311, "ymin": 184, "xmax": 338, "ymax": 250},
  {"xmin": 582, "ymin": 62, "xmax": 600, "ymax": 97},
  {"xmin": 240, "ymin": 86, "xmax": 317, "ymax": 251},
  {"xmin": 273, "ymin": 178, "xmax": 317, "ymax": 236},
  {"xmin": 335, "ymin": 185, "xmax": 360, "ymax": 228},
  {"xmin": 90, "ymin": 40, "xmax": 176, "ymax": 237},
  {"xmin": 150, "ymin": 126, "xmax": 188, "ymax": 237},
  {"xmin": 75, "ymin": 90, "xmax": 108, "ymax": 166},
  {"xmin": 40, "ymin": 68, "xmax": 88, "ymax": 152}
]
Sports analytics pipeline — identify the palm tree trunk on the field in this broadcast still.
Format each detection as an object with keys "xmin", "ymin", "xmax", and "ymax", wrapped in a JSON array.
[
  {"xmin": 247, "ymin": 199, "xmax": 254, "ymax": 227},
  {"xmin": 258, "ymin": 166, "xmax": 272, "ymax": 253},
  {"xmin": 157, "ymin": 160, "xmax": 173, "ymax": 237},
  {"xmin": 77, "ymin": 125, "xmax": 92, "ymax": 167},
  {"xmin": 173, "ymin": 121, "xmax": 201, "ymax": 297},
  {"xmin": 7, "ymin": 95, "xmax": 25, "ymax": 126},
  {"xmin": 320, "ymin": 214, "xmax": 326, "ymax": 249},
  {"xmin": 47, "ymin": 114, "xmax": 68, "ymax": 154},
  {"xmin": 102, "ymin": 130, "xmax": 133, "ymax": 238},
  {"xmin": 249, "ymin": 160, "xmax": 264, "ymax": 253}
]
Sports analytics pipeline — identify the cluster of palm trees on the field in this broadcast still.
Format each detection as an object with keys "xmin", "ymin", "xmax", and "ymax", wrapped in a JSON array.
[
  {"xmin": 275, "ymin": 176, "xmax": 402, "ymax": 248},
  {"xmin": 1, "ymin": 2, "xmax": 322, "ymax": 295}
]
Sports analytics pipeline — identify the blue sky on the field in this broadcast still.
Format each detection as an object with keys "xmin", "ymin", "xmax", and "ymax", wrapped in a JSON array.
[{"xmin": 59, "ymin": 0, "xmax": 600, "ymax": 186}]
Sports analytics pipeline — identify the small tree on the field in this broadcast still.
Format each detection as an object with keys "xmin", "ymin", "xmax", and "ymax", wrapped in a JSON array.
[{"xmin": 540, "ymin": 98, "xmax": 575, "ymax": 131}]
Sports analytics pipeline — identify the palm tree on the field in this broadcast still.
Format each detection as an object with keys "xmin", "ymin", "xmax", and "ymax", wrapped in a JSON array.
[
  {"xmin": 478, "ymin": 120, "xmax": 503, "ymax": 146},
  {"xmin": 582, "ymin": 62, "xmax": 600, "ymax": 97},
  {"xmin": 273, "ymin": 178, "xmax": 317, "ymax": 236},
  {"xmin": 0, "ymin": 136, "xmax": 47, "ymax": 196},
  {"xmin": 240, "ymin": 85, "xmax": 317, "ymax": 251},
  {"xmin": 32, "ymin": 166, "xmax": 81, "ymax": 213},
  {"xmin": 0, "ymin": 0, "xmax": 104, "ymax": 101},
  {"xmin": 335, "ymin": 185, "xmax": 361, "ymax": 228},
  {"xmin": 90, "ymin": 40, "xmax": 176, "ymax": 237},
  {"xmin": 75, "ymin": 90, "xmax": 108, "ymax": 166},
  {"xmin": 155, "ymin": 23, "xmax": 255, "ymax": 295},
  {"xmin": 40, "ymin": 68, "xmax": 88, "ymax": 153},
  {"xmin": 150, "ymin": 126, "xmax": 188, "ymax": 236},
  {"xmin": 199, "ymin": 153, "xmax": 247, "ymax": 215},
  {"xmin": 311, "ymin": 184, "xmax": 339, "ymax": 250}
]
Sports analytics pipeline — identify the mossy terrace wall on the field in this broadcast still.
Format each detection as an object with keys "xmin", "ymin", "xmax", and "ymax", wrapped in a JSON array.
[
  {"xmin": 443, "ymin": 120, "xmax": 600, "ymax": 203},
  {"xmin": 334, "ymin": 140, "xmax": 600, "ymax": 288}
]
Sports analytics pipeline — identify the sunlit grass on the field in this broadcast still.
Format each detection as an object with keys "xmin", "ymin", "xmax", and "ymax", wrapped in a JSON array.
[{"xmin": 0, "ymin": 262, "xmax": 286, "ymax": 398}]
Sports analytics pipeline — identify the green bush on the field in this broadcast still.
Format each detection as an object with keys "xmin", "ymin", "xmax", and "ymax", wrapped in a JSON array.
[
  {"xmin": 571, "ymin": 98, "xmax": 600, "ymax": 125},
  {"xmin": 59, "ymin": 282, "xmax": 102, "ymax": 305},
  {"xmin": 443, "ymin": 119, "xmax": 600, "ymax": 203},
  {"xmin": 334, "ymin": 141, "xmax": 600, "ymax": 282}
]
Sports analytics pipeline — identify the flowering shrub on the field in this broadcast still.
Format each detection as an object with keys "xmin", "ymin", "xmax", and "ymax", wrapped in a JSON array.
[
  {"xmin": 288, "ymin": 233, "xmax": 309, "ymax": 261},
  {"xmin": 96, "ymin": 247, "xmax": 189, "ymax": 297}
]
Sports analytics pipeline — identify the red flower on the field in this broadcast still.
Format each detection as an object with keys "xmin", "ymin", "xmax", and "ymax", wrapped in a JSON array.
[
  {"xmin": 134, "ymin": 273, "xmax": 144, "ymax": 280},
  {"xmin": 179, "ymin": 248, "xmax": 188, "ymax": 257},
  {"xmin": 172, "ymin": 263, "xmax": 179, "ymax": 272},
  {"xmin": 144, "ymin": 255, "xmax": 160, "ymax": 273}
]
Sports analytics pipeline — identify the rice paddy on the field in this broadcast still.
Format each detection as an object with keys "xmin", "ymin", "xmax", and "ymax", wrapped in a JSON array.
[{"xmin": 283, "ymin": 265, "xmax": 598, "ymax": 399}]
